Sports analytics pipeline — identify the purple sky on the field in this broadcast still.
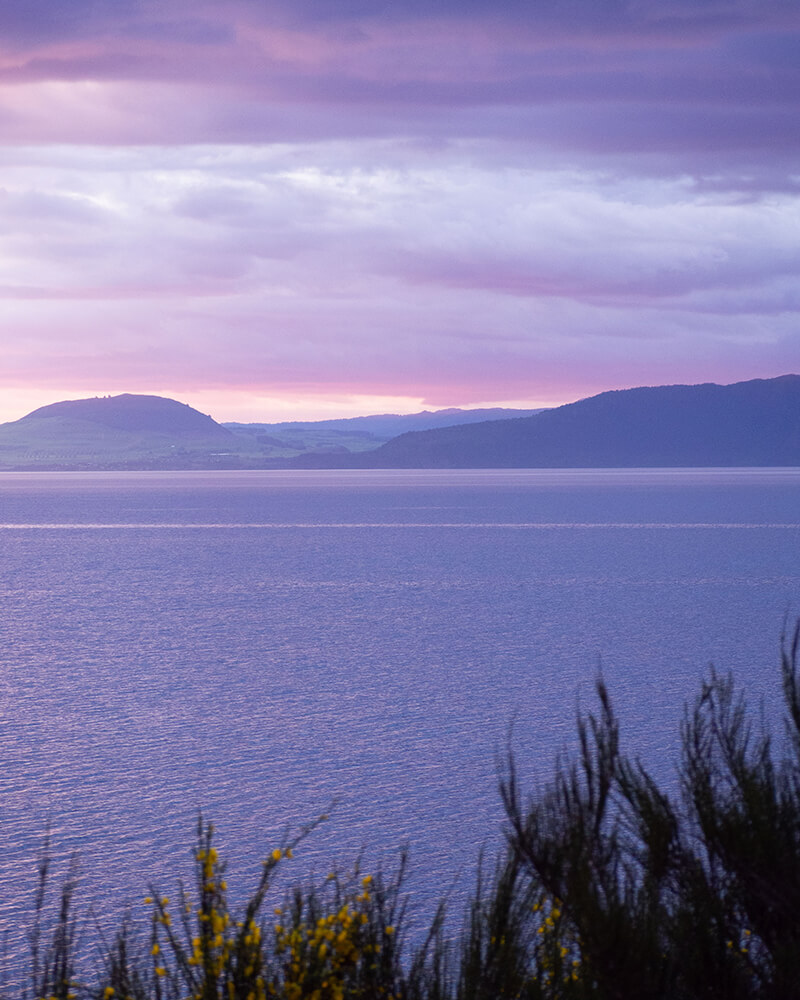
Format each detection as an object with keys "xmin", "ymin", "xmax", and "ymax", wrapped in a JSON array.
[{"xmin": 1, "ymin": 0, "xmax": 798, "ymax": 422}]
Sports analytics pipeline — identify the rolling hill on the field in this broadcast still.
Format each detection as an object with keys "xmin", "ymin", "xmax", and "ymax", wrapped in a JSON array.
[
  {"xmin": 1, "ymin": 378, "xmax": 797, "ymax": 469},
  {"xmin": 23, "ymin": 393, "xmax": 233, "ymax": 438},
  {"xmin": 0, "ymin": 396, "xmax": 544, "ymax": 469},
  {"xmin": 224, "ymin": 406, "xmax": 543, "ymax": 455},
  {"xmin": 0, "ymin": 393, "xmax": 242, "ymax": 469}
]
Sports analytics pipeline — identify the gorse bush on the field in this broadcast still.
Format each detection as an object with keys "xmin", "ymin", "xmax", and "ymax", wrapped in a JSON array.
[
  {"xmin": 501, "ymin": 621, "xmax": 800, "ymax": 1000},
  {"xmin": 7, "ymin": 624, "xmax": 800, "ymax": 1000},
  {"xmin": 137, "ymin": 817, "xmax": 404, "ymax": 1000}
]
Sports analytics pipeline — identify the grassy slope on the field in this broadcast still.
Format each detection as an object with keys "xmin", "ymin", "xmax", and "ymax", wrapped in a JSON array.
[{"xmin": 0, "ymin": 416, "xmax": 264, "ymax": 469}]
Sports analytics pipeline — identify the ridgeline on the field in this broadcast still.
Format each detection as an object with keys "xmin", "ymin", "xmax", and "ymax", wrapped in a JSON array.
[{"xmin": 0, "ymin": 376, "xmax": 798, "ymax": 469}]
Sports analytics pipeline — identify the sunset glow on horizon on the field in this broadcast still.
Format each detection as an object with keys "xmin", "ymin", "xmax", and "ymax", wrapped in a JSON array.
[{"xmin": 1, "ymin": 0, "xmax": 798, "ymax": 423}]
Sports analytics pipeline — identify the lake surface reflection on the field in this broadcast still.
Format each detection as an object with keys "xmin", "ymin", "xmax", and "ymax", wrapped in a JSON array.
[{"xmin": 1, "ymin": 468, "xmax": 799, "ymax": 959}]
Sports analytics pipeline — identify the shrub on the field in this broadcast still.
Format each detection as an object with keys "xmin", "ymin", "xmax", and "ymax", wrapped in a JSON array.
[{"xmin": 502, "ymin": 621, "xmax": 800, "ymax": 999}]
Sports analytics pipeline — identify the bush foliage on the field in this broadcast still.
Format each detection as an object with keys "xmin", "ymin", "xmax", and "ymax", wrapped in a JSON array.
[{"xmin": 7, "ymin": 625, "xmax": 800, "ymax": 1000}]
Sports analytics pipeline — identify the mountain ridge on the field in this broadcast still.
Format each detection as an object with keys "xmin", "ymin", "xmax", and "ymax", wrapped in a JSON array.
[
  {"xmin": 288, "ymin": 375, "xmax": 800, "ymax": 469},
  {"xmin": 224, "ymin": 406, "xmax": 544, "ymax": 451},
  {"xmin": 0, "ymin": 377, "xmax": 797, "ymax": 469}
]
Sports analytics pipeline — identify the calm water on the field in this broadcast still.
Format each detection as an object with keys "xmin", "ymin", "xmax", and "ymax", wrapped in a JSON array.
[{"xmin": 1, "ymin": 468, "xmax": 799, "ymax": 964}]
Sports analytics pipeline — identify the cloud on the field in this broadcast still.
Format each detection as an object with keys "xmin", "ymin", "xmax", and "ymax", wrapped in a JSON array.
[
  {"xmin": 0, "ymin": 1, "xmax": 798, "ymax": 419},
  {"xmin": 0, "ymin": 144, "xmax": 797, "ymax": 414},
  {"xmin": 0, "ymin": 0, "xmax": 796, "ymax": 162}
]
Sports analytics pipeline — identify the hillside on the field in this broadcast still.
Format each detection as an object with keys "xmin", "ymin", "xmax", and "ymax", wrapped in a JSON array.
[
  {"xmin": 23, "ymin": 393, "xmax": 233, "ymax": 438},
  {"xmin": 0, "ymin": 396, "xmax": 541, "ymax": 469},
  {"xmin": 289, "ymin": 375, "xmax": 800, "ymax": 468},
  {"xmin": 0, "ymin": 393, "xmax": 245, "ymax": 469},
  {"xmin": 225, "ymin": 406, "xmax": 543, "ymax": 455},
  {"xmin": 2, "ymin": 379, "xmax": 798, "ymax": 470}
]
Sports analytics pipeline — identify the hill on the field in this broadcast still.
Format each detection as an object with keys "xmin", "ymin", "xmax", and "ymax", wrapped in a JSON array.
[
  {"xmin": 23, "ymin": 393, "xmax": 233, "ymax": 438},
  {"xmin": 289, "ymin": 375, "xmax": 800, "ymax": 468},
  {"xmin": 0, "ymin": 393, "xmax": 244, "ymax": 469},
  {"xmin": 0, "ymin": 396, "xmax": 540, "ymax": 469},
  {"xmin": 224, "ymin": 407, "xmax": 543, "ymax": 455},
  {"xmin": 2, "ymin": 379, "xmax": 797, "ymax": 470}
]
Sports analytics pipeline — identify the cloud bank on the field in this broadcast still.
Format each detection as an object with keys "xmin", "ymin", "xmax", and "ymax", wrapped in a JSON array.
[{"xmin": 0, "ymin": 0, "xmax": 798, "ymax": 420}]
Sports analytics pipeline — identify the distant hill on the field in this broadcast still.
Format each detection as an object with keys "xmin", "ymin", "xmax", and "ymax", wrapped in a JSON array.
[
  {"xmin": 24, "ymin": 393, "xmax": 232, "ymax": 438},
  {"xmin": 289, "ymin": 376, "xmax": 800, "ymax": 469},
  {"xmin": 2, "ymin": 380, "xmax": 797, "ymax": 470},
  {"xmin": 0, "ymin": 393, "xmax": 242, "ymax": 469},
  {"xmin": 0, "ymin": 395, "xmax": 540, "ymax": 469},
  {"xmin": 224, "ymin": 406, "xmax": 543, "ymax": 454}
]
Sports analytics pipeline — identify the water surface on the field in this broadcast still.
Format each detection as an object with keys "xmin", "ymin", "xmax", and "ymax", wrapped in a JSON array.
[{"xmin": 1, "ymin": 468, "xmax": 799, "ymax": 961}]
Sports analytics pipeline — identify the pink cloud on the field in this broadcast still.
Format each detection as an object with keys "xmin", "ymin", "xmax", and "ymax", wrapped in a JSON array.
[{"xmin": 0, "ymin": 0, "xmax": 798, "ymax": 422}]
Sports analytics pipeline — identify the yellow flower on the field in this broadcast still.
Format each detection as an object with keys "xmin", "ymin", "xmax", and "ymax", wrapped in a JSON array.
[
  {"xmin": 271, "ymin": 849, "xmax": 282, "ymax": 862},
  {"xmin": 103, "ymin": 990, "xmax": 114, "ymax": 999},
  {"xmin": 151, "ymin": 943, "xmax": 160, "ymax": 956},
  {"xmin": 385, "ymin": 926, "xmax": 395, "ymax": 936}
]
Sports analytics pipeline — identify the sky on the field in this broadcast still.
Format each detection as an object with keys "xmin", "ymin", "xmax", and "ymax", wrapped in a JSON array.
[{"xmin": 1, "ymin": 0, "xmax": 799, "ymax": 423}]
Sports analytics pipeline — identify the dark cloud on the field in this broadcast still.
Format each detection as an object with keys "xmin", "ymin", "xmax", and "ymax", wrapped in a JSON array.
[
  {"xmin": 273, "ymin": 0, "xmax": 797, "ymax": 34},
  {"xmin": 0, "ymin": 0, "xmax": 141, "ymax": 45},
  {"xmin": 0, "ymin": 0, "xmax": 796, "ymax": 177}
]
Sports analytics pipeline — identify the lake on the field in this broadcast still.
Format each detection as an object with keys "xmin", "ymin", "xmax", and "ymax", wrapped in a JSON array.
[{"xmin": 1, "ymin": 468, "xmax": 799, "ymax": 965}]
